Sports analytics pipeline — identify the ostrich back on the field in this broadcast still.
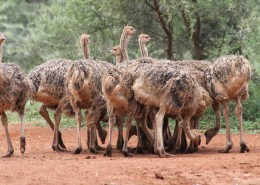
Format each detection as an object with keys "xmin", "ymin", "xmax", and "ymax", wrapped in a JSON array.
[
  {"xmin": 28, "ymin": 59, "xmax": 72, "ymax": 107},
  {"xmin": 0, "ymin": 63, "xmax": 30, "ymax": 113},
  {"xmin": 133, "ymin": 65, "xmax": 199, "ymax": 118},
  {"xmin": 66, "ymin": 59, "xmax": 114, "ymax": 110},
  {"xmin": 205, "ymin": 55, "xmax": 252, "ymax": 101}
]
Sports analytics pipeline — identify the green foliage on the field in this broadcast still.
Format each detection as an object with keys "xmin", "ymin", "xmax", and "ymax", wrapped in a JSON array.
[{"xmin": 7, "ymin": 102, "xmax": 80, "ymax": 129}]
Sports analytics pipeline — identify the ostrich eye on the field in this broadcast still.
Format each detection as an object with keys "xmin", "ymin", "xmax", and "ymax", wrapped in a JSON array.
[{"xmin": 146, "ymin": 36, "xmax": 149, "ymax": 38}]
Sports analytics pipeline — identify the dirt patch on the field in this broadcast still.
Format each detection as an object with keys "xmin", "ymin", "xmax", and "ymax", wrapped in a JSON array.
[{"xmin": 0, "ymin": 124, "xmax": 259, "ymax": 185}]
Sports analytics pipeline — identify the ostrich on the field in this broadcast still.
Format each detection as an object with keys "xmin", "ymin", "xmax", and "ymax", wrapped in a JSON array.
[
  {"xmin": 107, "ymin": 39, "xmax": 212, "ymax": 155},
  {"xmin": 80, "ymin": 33, "xmax": 108, "ymax": 150},
  {"xmin": 65, "ymin": 59, "xmax": 115, "ymax": 154},
  {"xmin": 80, "ymin": 33, "xmax": 91, "ymax": 59},
  {"xmin": 0, "ymin": 32, "xmax": 30, "ymax": 157},
  {"xmin": 138, "ymin": 33, "xmax": 151, "ymax": 57},
  {"xmin": 28, "ymin": 34, "xmax": 107, "ymax": 151},
  {"xmin": 102, "ymin": 57, "xmax": 158, "ymax": 157},
  {"xmin": 132, "ymin": 63, "xmax": 204, "ymax": 157},
  {"xmin": 161, "ymin": 59, "xmax": 213, "ymax": 153},
  {"xmin": 119, "ymin": 25, "xmax": 136, "ymax": 63},
  {"xmin": 204, "ymin": 55, "xmax": 251, "ymax": 153}
]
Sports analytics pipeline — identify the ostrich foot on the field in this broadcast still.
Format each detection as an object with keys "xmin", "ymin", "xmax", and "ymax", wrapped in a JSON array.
[
  {"xmin": 122, "ymin": 150, "xmax": 133, "ymax": 157},
  {"xmin": 104, "ymin": 144, "xmax": 112, "ymax": 157},
  {"xmin": 219, "ymin": 143, "xmax": 233, "ymax": 153},
  {"xmin": 116, "ymin": 138, "xmax": 124, "ymax": 150},
  {"xmin": 58, "ymin": 131, "xmax": 66, "ymax": 149},
  {"xmin": 158, "ymin": 149, "xmax": 175, "ymax": 158},
  {"xmin": 240, "ymin": 142, "xmax": 249, "ymax": 153},
  {"xmin": 73, "ymin": 146, "xmax": 82, "ymax": 154},
  {"xmin": 89, "ymin": 147, "xmax": 99, "ymax": 154},
  {"xmin": 2, "ymin": 149, "xmax": 14, "ymax": 158},
  {"xmin": 20, "ymin": 137, "xmax": 26, "ymax": 154}
]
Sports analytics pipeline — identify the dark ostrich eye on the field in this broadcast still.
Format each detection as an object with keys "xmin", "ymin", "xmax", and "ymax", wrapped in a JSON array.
[
  {"xmin": 113, "ymin": 49, "xmax": 116, "ymax": 51},
  {"xmin": 146, "ymin": 36, "xmax": 149, "ymax": 38}
]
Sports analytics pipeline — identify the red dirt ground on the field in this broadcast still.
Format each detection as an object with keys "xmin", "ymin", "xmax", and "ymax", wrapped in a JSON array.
[{"xmin": 0, "ymin": 124, "xmax": 259, "ymax": 185}]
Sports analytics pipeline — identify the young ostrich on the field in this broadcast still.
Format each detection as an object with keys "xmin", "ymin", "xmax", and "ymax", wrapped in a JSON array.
[
  {"xmin": 65, "ymin": 59, "xmax": 115, "ymax": 154},
  {"xmin": 80, "ymin": 33, "xmax": 108, "ymax": 149},
  {"xmin": 28, "ymin": 34, "xmax": 107, "ymax": 151},
  {"xmin": 138, "ymin": 33, "xmax": 151, "ymax": 57},
  {"xmin": 162, "ymin": 59, "xmax": 213, "ymax": 153},
  {"xmin": 0, "ymin": 33, "xmax": 30, "ymax": 157},
  {"xmin": 204, "ymin": 55, "xmax": 251, "ymax": 153},
  {"xmin": 119, "ymin": 25, "xmax": 136, "ymax": 63},
  {"xmin": 103, "ymin": 56, "xmax": 158, "ymax": 157},
  {"xmin": 132, "ymin": 64, "xmax": 203, "ymax": 157},
  {"xmin": 80, "ymin": 33, "xmax": 91, "ymax": 59},
  {"xmin": 29, "ymin": 59, "xmax": 74, "ymax": 151}
]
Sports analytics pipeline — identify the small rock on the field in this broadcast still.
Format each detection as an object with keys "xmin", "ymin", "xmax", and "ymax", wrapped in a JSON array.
[
  {"xmin": 85, "ymin": 155, "xmax": 97, "ymax": 159},
  {"xmin": 155, "ymin": 172, "xmax": 164, "ymax": 180}
]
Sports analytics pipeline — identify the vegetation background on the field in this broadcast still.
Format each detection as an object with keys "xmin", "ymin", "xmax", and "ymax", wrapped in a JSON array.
[{"xmin": 0, "ymin": 0, "xmax": 259, "ymax": 132}]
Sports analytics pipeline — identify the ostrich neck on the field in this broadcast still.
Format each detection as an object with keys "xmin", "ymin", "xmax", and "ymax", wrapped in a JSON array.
[
  {"xmin": 139, "ymin": 40, "xmax": 148, "ymax": 57},
  {"xmin": 82, "ymin": 42, "xmax": 90, "ymax": 59},
  {"xmin": 0, "ymin": 44, "xmax": 4, "ymax": 90},
  {"xmin": 119, "ymin": 30, "xmax": 131, "ymax": 62},
  {"xmin": 115, "ymin": 53, "xmax": 123, "ymax": 65}
]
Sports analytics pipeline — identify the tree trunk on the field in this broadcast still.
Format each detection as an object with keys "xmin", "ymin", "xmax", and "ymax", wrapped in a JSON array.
[{"xmin": 192, "ymin": 12, "xmax": 203, "ymax": 60}]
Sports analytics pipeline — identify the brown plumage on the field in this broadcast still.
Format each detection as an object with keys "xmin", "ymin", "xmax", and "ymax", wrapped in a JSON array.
[
  {"xmin": 66, "ymin": 59, "xmax": 114, "ymax": 154},
  {"xmin": 132, "ymin": 63, "xmax": 202, "ymax": 157},
  {"xmin": 204, "ymin": 55, "xmax": 251, "ymax": 153},
  {"xmin": 0, "ymin": 33, "xmax": 30, "ymax": 157},
  {"xmin": 28, "ymin": 34, "xmax": 108, "ymax": 152},
  {"xmin": 103, "ymin": 54, "xmax": 212, "ymax": 157},
  {"xmin": 28, "ymin": 59, "xmax": 73, "ymax": 150},
  {"xmin": 103, "ymin": 57, "xmax": 157, "ymax": 157}
]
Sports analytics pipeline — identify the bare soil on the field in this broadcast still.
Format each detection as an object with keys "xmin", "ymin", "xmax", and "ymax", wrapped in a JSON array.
[{"xmin": 0, "ymin": 124, "xmax": 259, "ymax": 185}]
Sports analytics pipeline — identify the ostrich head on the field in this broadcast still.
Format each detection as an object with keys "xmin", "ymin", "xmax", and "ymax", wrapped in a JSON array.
[
  {"xmin": 0, "ymin": 33, "xmax": 6, "ymax": 45},
  {"xmin": 109, "ymin": 45, "xmax": 121, "ymax": 56},
  {"xmin": 80, "ymin": 33, "xmax": 91, "ymax": 45},
  {"xmin": 139, "ymin": 33, "xmax": 151, "ymax": 44},
  {"xmin": 123, "ymin": 25, "xmax": 136, "ymax": 36}
]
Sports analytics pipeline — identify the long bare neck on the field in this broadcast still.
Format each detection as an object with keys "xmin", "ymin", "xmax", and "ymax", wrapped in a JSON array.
[
  {"xmin": 0, "ymin": 44, "xmax": 3, "ymax": 63},
  {"xmin": 81, "ymin": 40, "xmax": 90, "ymax": 59},
  {"xmin": 119, "ymin": 29, "xmax": 131, "ymax": 62},
  {"xmin": 115, "ymin": 53, "xmax": 123, "ymax": 65},
  {"xmin": 139, "ymin": 39, "xmax": 148, "ymax": 57}
]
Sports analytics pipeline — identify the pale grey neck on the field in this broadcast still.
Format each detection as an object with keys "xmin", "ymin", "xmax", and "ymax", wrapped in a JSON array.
[
  {"xmin": 119, "ymin": 30, "xmax": 131, "ymax": 62},
  {"xmin": 82, "ymin": 42, "xmax": 90, "ymax": 59},
  {"xmin": 139, "ymin": 39, "xmax": 148, "ymax": 57},
  {"xmin": 115, "ymin": 53, "xmax": 123, "ymax": 65}
]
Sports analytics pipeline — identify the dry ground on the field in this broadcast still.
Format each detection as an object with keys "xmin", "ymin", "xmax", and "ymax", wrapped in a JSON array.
[{"xmin": 0, "ymin": 124, "xmax": 259, "ymax": 185}]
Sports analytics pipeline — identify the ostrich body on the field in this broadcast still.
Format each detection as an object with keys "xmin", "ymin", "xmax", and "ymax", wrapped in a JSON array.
[
  {"xmin": 28, "ymin": 34, "xmax": 107, "ymax": 151},
  {"xmin": 204, "ymin": 55, "xmax": 251, "ymax": 153},
  {"xmin": 66, "ymin": 59, "xmax": 114, "ymax": 154},
  {"xmin": 0, "ymin": 33, "xmax": 30, "ymax": 157}
]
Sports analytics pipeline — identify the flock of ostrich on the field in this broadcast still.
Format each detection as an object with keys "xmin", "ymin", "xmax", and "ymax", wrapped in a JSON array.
[{"xmin": 0, "ymin": 25, "xmax": 252, "ymax": 158}]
